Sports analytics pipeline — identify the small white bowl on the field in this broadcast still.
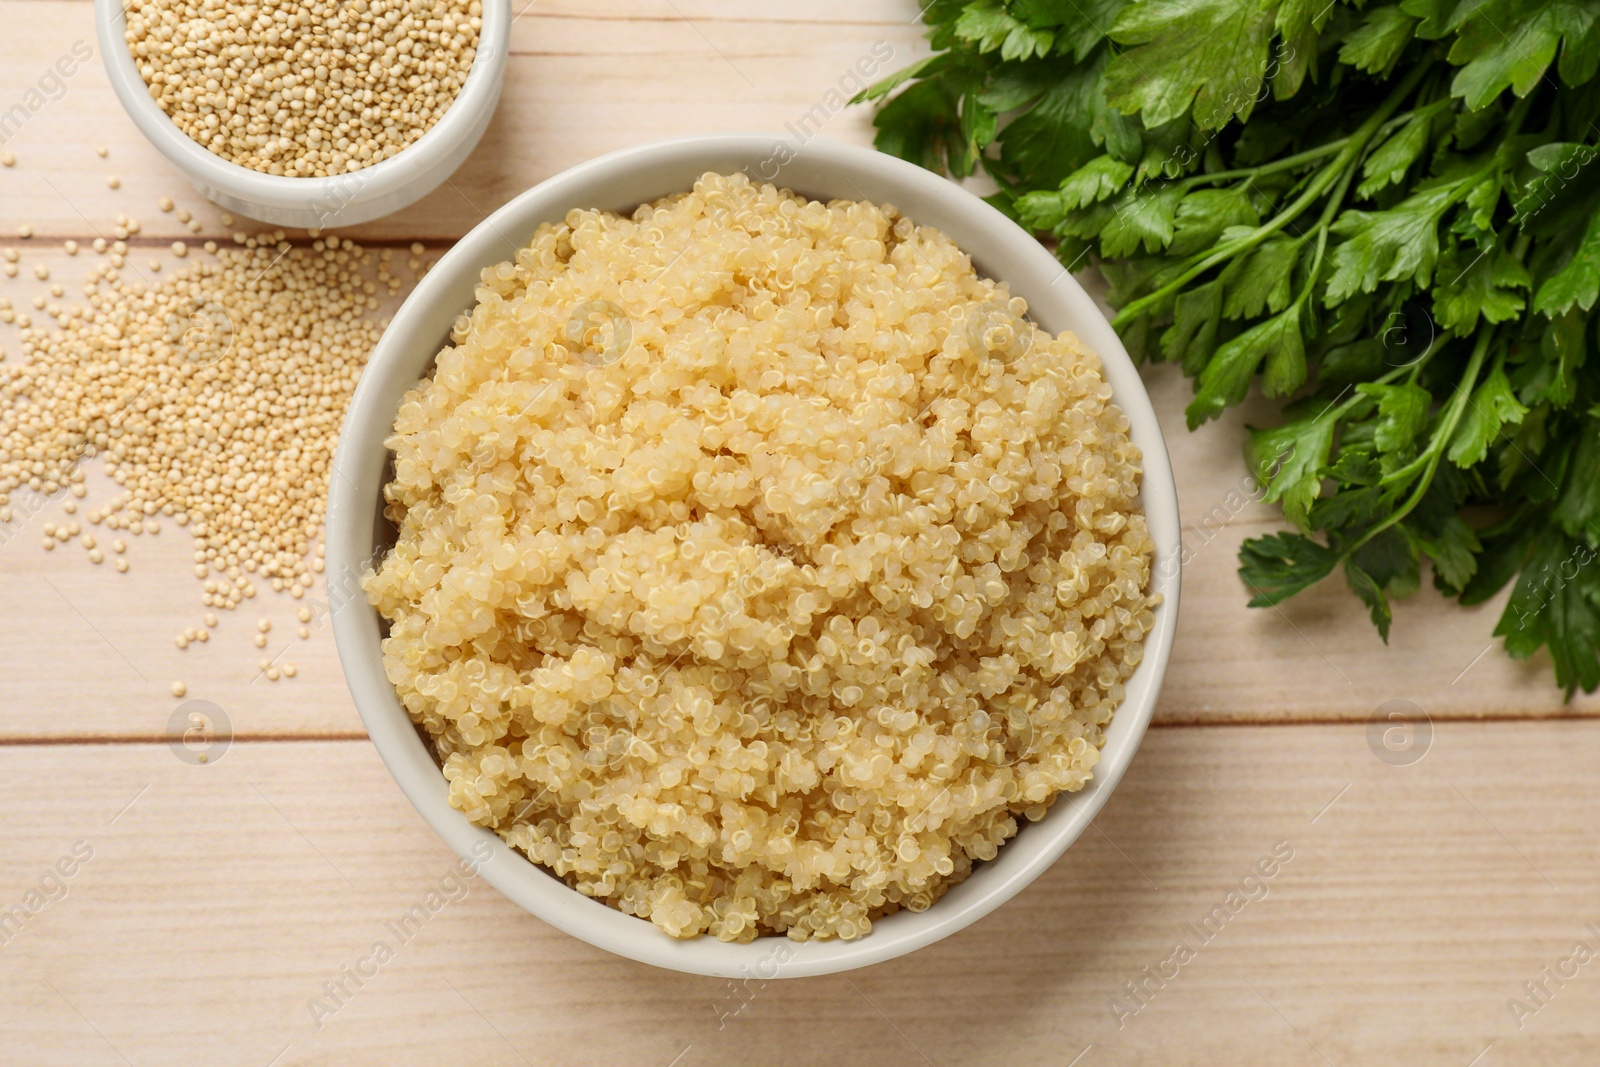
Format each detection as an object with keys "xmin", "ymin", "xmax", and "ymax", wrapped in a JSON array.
[
  {"xmin": 327, "ymin": 135, "xmax": 1182, "ymax": 979},
  {"xmin": 95, "ymin": 0, "xmax": 509, "ymax": 229}
]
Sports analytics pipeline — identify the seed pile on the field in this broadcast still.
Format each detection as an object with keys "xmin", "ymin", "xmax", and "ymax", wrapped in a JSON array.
[
  {"xmin": 0, "ymin": 232, "xmax": 385, "ymax": 608},
  {"xmin": 366, "ymin": 173, "xmax": 1157, "ymax": 942},
  {"xmin": 125, "ymin": 0, "xmax": 483, "ymax": 177}
]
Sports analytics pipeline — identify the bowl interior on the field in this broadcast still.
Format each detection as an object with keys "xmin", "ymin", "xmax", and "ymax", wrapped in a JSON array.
[{"xmin": 328, "ymin": 135, "xmax": 1181, "ymax": 979}]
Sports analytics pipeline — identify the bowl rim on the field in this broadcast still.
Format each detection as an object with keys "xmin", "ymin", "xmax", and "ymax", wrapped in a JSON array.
[
  {"xmin": 93, "ymin": 0, "xmax": 510, "ymax": 213},
  {"xmin": 327, "ymin": 133, "xmax": 1182, "ymax": 979}
]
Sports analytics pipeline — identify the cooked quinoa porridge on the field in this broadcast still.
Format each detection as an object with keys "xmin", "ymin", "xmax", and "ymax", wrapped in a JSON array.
[{"xmin": 364, "ymin": 172, "xmax": 1156, "ymax": 942}]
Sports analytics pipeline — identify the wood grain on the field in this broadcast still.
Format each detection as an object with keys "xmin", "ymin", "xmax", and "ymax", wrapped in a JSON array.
[{"xmin": 1, "ymin": 724, "xmax": 1596, "ymax": 1066}]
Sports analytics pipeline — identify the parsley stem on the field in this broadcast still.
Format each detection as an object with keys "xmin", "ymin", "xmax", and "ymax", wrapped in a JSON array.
[
  {"xmin": 1372, "ymin": 97, "xmax": 1453, "ymax": 142},
  {"xmin": 1291, "ymin": 161, "xmax": 1356, "ymax": 311},
  {"xmin": 1343, "ymin": 326, "xmax": 1496, "ymax": 558},
  {"xmin": 1179, "ymin": 140, "xmax": 1351, "ymax": 189},
  {"xmin": 1110, "ymin": 58, "xmax": 1434, "ymax": 330},
  {"xmin": 1379, "ymin": 233, "xmax": 1528, "ymax": 482},
  {"xmin": 1317, "ymin": 363, "xmax": 1412, "ymax": 427}
]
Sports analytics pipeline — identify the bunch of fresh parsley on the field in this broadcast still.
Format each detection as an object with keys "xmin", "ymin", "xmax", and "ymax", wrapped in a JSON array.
[{"xmin": 857, "ymin": 0, "xmax": 1600, "ymax": 694}]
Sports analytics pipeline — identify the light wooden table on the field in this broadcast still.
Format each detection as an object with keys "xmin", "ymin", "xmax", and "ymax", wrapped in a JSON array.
[{"xmin": 2, "ymin": 3, "xmax": 1596, "ymax": 1064}]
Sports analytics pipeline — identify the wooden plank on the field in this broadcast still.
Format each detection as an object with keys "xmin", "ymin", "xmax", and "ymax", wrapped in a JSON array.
[{"xmin": 0, "ymin": 723, "xmax": 1596, "ymax": 1064}]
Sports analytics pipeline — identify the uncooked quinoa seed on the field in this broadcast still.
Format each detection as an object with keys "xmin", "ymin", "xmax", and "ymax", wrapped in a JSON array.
[
  {"xmin": 124, "ymin": 0, "xmax": 483, "ymax": 177},
  {"xmin": 365, "ymin": 174, "xmax": 1157, "ymax": 943},
  {"xmin": 0, "ymin": 232, "xmax": 383, "ymax": 606}
]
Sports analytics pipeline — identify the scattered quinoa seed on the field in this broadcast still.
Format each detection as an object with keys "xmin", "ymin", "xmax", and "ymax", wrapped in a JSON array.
[
  {"xmin": 170, "ymin": 681, "xmax": 186, "ymax": 697},
  {"xmin": 0, "ymin": 234, "xmax": 381, "ymax": 613}
]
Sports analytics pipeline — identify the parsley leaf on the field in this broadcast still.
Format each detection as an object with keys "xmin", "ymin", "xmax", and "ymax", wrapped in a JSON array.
[
  {"xmin": 1533, "ymin": 205, "xmax": 1600, "ymax": 315},
  {"xmin": 1160, "ymin": 279, "xmax": 1224, "ymax": 372},
  {"xmin": 1326, "ymin": 180, "xmax": 1470, "ymax": 303},
  {"xmin": 1357, "ymin": 113, "xmax": 1433, "ymax": 199},
  {"xmin": 869, "ymin": 78, "xmax": 966, "ymax": 175},
  {"xmin": 1170, "ymin": 187, "xmax": 1261, "ymax": 257},
  {"xmin": 1060, "ymin": 155, "xmax": 1137, "ymax": 210},
  {"xmin": 998, "ymin": 56, "xmax": 1121, "ymax": 187},
  {"xmin": 1448, "ymin": 0, "xmax": 1600, "ymax": 108},
  {"xmin": 956, "ymin": 0, "xmax": 1056, "ymax": 61},
  {"xmin": 1446, "ymin": 364, "xmax": 1530, "ymax": 466},
  {"xmin": 1239, "ymin": 531, "xmax": 1339, "ymax": 605},
  {"xmin": 1433, "ymin": 246, "xmax": 1531, "ymax": 334},
  {"xmin": 1550, "ymin": 418, "xmax": 1600, "ymax": 539},
  {"xmin": 1244, "ymin": 409, "xmax": 1337, "ymax": 528},
  {"xmin": 1345, "ymin": 559, "xmax": 1395, "ymax": 640},
  {"xmin": 1340, "ymin": 7, "xmax": 1420, "ymax": 76},
  {"xmin": 1098, "ymin": 182, "xmax": 1186, "ymax": 256},
  {"xmin": 1220, "ymin": 236, "xmax": 1301, "ymax": 318},
  {"xmin": 1423, "ymin": 515, "xmax": 1483, "ymax": 592},
  {"xmin": 1494, "ymin": 533, "xmax": 1600, "ymax": 696},
  {"xmin": 1104, "ymin": 0, "xmax": 1283, "ymax": 130},
  {"xmin": 1187, "ymin": 304, "xmax": 1304, "ymax": 427},
  {"xmin": 1011, "ymin": 0, "xmax": 1133, "ymax": 61},
  {"xmin": 1358, "ymin": 381, "xmax": 1433, "ymax": 453}
]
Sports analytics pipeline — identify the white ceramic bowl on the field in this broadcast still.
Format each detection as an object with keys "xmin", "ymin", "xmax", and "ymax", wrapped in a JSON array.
[
  {"xmin": 327, "ymin": 135, "xmax": 1182, "ymax": 978},
  {"xmin": 95, "ymin": 0, "xmax": 509, "ymax": 229}
]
